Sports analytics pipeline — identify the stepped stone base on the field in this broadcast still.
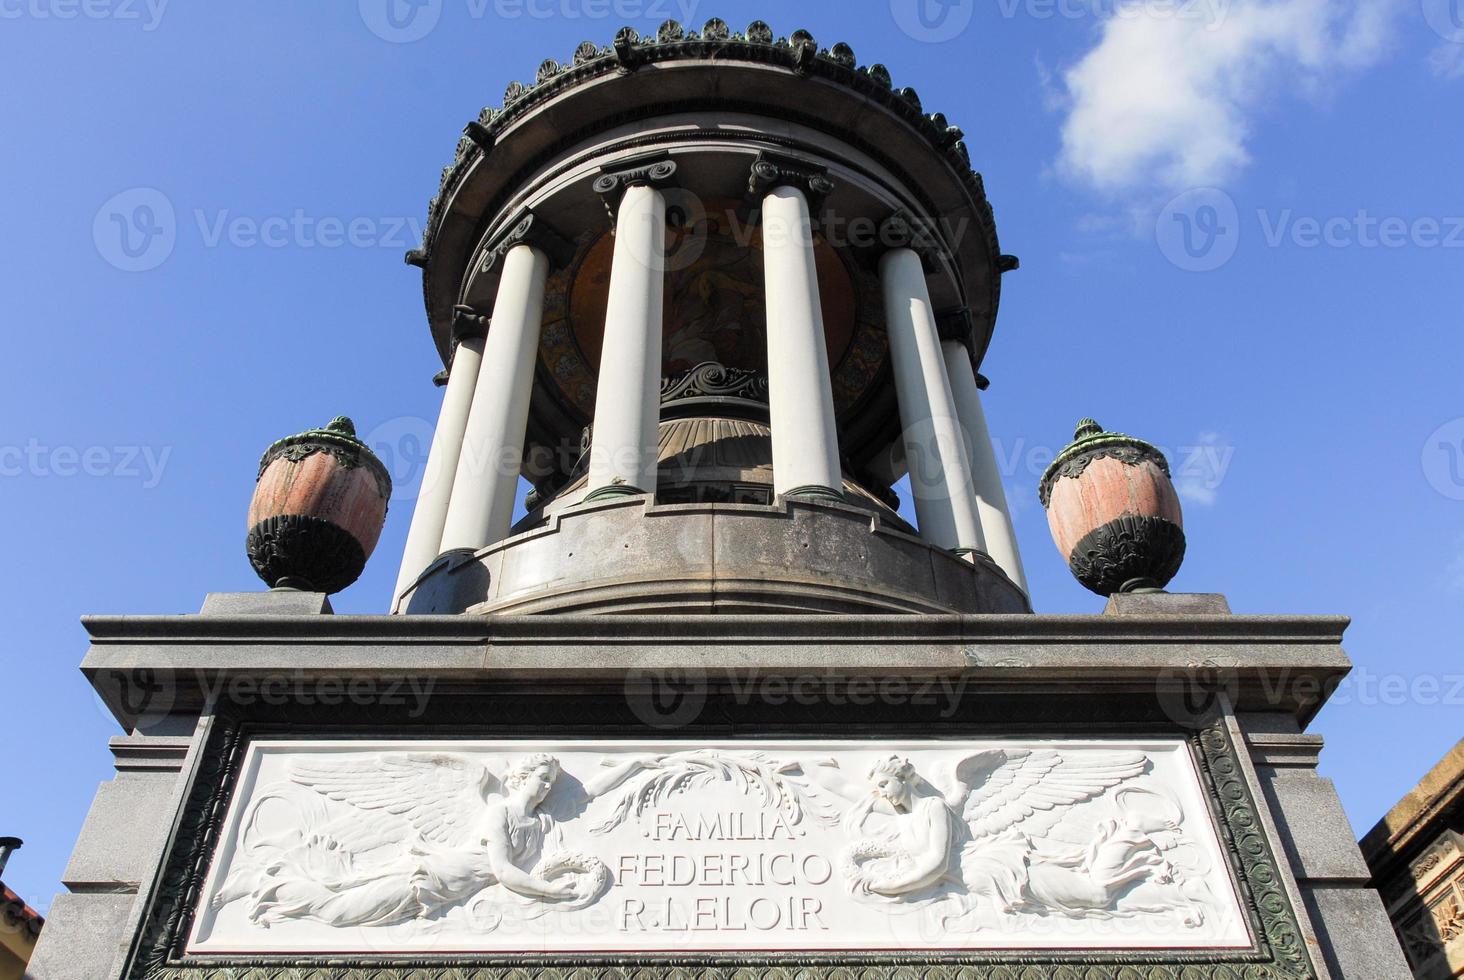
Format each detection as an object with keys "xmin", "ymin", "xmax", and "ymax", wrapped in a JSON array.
[
  {"xmin": 29, "ymin": 593, "xmax": 1409, "ymax": 979},
  {"xmin": 400, "ymin": 496, "xmax": 1030, "ymax": 616}
]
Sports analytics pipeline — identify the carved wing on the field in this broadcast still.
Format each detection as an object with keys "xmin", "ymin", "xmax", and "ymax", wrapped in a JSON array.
[
  {"xmin": 959, "ymin": 749, "xmax": 1149, "ymax": 840},
  {"xmin": 933, "ymin": 750, "xmax": 1003, "ymax": 811},
  {"xmin": 288, "ymin": 752, "xmax": 498, "ymax": 850}
]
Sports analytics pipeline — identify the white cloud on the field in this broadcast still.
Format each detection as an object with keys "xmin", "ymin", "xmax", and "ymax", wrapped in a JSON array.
[
  {"xmin": 1429, "ymin": 43, "xmax": 1464, "ymax": 81},
  {"xmin": 1177, "ymin": 479, "xmax": 1220, "ymax": 507},
  {"xmin": 1054, "ymin": 0, "xmax": 1402, "ymax": 195},
  {"xmin": 1172, "ymin": 432, "xmax": 1234, "ymax": 508}
]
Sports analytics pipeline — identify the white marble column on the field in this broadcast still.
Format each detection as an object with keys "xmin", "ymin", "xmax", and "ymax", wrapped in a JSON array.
[
  {"xmin": 586, "ymin": 182, "xmax": 666, "ymax": 498},
  {"xmin": 879, "ymin": 247, "xmax": 987, "ymax": 556},
  {"xmin": 942, "ymin": 341, "xmax": 1028, "ymax": 592},
  {"xmin": 392, "ymin": 322, "xmax": 485, "ymax": 604},
  {"xmin": 761, "ymin": 184, "xmax": 842, "ymax": 499},
  {"xmin": 437, "ymin": 242, "xmax": 550, "ymax": 552}
]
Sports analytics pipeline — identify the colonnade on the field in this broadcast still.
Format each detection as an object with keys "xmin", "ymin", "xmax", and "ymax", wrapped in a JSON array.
[{"xmin": 394, "ymin": 155, "xmax": 1027, "ymax": 604}]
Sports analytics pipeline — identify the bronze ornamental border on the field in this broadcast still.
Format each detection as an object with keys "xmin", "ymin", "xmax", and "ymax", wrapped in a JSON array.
[{"xmin": 123, "ymin": 694, "xmax": 1315, "ymax": 980}]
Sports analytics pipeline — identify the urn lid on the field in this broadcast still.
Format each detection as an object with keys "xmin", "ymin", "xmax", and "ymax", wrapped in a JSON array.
[
  {"xmin": 1038, "ymin": 419, "xmax": 1171, "ymax": 508},
  {"xmin": 257, "ymin": 416, "xmax": 393, "ymax": 498}
]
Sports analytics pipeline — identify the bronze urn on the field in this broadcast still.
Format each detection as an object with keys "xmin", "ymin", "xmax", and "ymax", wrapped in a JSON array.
[
  {"xmin": 1039, "ymin": 419, "xmax": 1185, "ymax": 596},
  {"xmin": 246, "ymin": 417, "xmax": 391, "ymax": 594}
]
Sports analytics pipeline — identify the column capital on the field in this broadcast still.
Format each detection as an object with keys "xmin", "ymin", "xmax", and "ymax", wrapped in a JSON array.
[
  {"xmin": 747, "ymin": 152, "xmax": 836, "ymax": 215},
  {"xmin": 935, "ymin": 306, "xmax": 974, "ymax": 346},
  {"xmin": 436, "ymin": 306, "xmax": 489, "ymax": 386},
  {"xmin": 879, "ymin": 209, "xmax": 947, "ymax": 272},
  {"xmin": 451, "ymin": 304, "xmax": 489, "ymax": 345},
  {"xmin": 479, "ymin": 209, "xmax": 575, "ymax": 274},
  {"xmin": 935, "ymin": 309, "xmax": 993, "ymax": 388},
  {"xmin": 592, "ymin": 154, "xmax": 678, "ymax": 221},
  {"xmin": 935, "ymin": 311, "xmax": 992, "ymax": 392}
]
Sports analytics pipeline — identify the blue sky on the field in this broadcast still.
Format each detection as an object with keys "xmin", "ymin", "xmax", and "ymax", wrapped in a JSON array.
[{"xmin": 1, "ymin": 0, "xmax": 1460, "ymax": 914}]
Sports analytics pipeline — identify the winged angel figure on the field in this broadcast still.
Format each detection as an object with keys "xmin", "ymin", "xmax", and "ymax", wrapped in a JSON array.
[
  {"xmin": 793, "ymin": 750, "xmax": 1215, "ymax": 928},
  {"xmin": 210, "ymin": 752, "xmax": 656, "ymax": 930}
]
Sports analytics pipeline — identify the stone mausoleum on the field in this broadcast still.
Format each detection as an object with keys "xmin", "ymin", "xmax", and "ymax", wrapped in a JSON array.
[
  {"xmin": 1363, "ymin": 739, "xmax": 1464, "ymax": 978},
  {"xmin": 30, "ymin": 19, "xmax": 1410, "ymax": 980}
]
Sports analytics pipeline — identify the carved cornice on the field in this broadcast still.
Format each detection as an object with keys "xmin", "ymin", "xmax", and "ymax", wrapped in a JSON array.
[
  {"xmin": 83, "ymin": 618, "xmax": 1352, "ymax": 729},
  {"xmin": 479, "ymin": 209, "xmax": 575, "ymax": 273},
  {"xmin": 659, "ymin": 362, "xmax": 769, "ymax": 406},
  {"xmin": 418, "ymin": 20, "xmax": 982, "ymax": 265},
  {"xmin": 592, "ymin": 154, "xmax": 679, "ymax": 222},
  {"xmin": 747, "ymin": 152, "xmax": 836, "ymax": 216}
]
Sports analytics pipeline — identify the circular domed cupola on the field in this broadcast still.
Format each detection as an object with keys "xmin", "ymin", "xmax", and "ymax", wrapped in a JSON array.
[{"xmin": 393, "ymin": 20, "xmax": 1029, "ymax": 616}]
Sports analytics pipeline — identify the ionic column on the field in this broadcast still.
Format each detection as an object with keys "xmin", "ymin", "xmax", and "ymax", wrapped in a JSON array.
[
  {"xmin": 941, "ymin": 340, "xmax": 1028, "ymax": 592},
  {"xmin": 585, "ymin": 159, "xmax": 676, "ymax": 499},
  {"xmin": 438, "ymin": 212, "xmax": 570, "ymax": 554},
  {"xmin": 751, "ymin": 155, "xmax": 843, "ymax": 500},
  {"xmin": 878, "ymin": 223, "xmax": 986, "ymax": 556},
  {"xmin": 392, "ymin": 308, "xmax": 485, "ymax": 604}
]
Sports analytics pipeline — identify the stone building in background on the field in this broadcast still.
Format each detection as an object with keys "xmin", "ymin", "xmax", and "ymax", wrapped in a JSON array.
[
  {"xmin": 0, "ymin": 839, "xmax": 43, "ymax": 979},
  {"xmin": 1363, "ymin": 740, "xmax": 1464, "ymax": 978},
  {"xmin": 28, "ymin": 19, "xmax": 1412, "ymax": 980}
]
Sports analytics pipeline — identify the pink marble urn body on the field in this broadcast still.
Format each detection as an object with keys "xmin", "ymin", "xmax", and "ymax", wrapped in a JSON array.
[
  {"xmin": 1039, "ymin": 419, "xmax": 1185, "ymax": 596},
  {"xmin": 246, "ymin": 417, "xmax": 391, "ymax": 593}
]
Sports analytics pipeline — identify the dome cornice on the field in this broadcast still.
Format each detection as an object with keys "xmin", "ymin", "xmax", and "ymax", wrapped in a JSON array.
[{"xmin": 410, "ymin": 18, "xmax": 989, "ymax": 271}]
